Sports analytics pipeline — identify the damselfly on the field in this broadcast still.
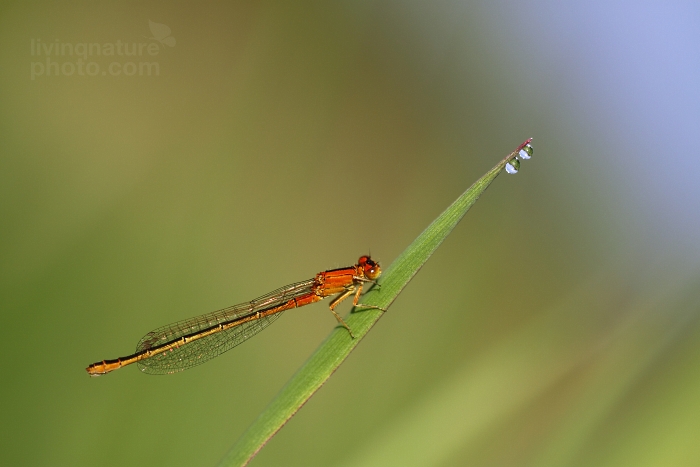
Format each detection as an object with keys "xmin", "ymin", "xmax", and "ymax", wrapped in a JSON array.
[{"xmin": 86, "ymin": 256, "xmax": 382, "ymax": 376}]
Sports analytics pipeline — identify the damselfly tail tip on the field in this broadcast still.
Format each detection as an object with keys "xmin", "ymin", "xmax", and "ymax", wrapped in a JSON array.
[{"xmin": 86, "ymin": 362, "xmax": 106, "ymax": 377}]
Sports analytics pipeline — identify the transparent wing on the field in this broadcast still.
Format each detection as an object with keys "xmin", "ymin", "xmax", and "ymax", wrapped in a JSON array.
[{"xmin": 135, "ymin": 279, "xmax": 316, "ymax": 375}]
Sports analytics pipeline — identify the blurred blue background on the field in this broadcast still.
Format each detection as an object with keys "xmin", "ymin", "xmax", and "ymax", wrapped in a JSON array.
[{"xmin": 1, "ymin": 1, "xmax": 699, "ymax": 466}]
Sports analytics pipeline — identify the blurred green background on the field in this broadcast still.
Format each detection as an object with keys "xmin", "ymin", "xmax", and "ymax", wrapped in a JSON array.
[{"xmin": 2, "ymin": 1, "xmax": 699, "ymax": 466}]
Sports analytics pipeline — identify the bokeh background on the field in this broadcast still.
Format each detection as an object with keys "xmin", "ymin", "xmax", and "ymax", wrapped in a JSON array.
[{"xmin": 2, "ymin": 1, "xmax": 699, "ymax": 466}]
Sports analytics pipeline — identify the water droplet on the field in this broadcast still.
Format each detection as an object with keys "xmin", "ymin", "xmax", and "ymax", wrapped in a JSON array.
[
  {"xmin": 519, "ymin": 143, "xmax": 533, "ymax": 160},
  {"xmin": 505, "ymin": 157, "xmax": 520, "ymax": 174}
]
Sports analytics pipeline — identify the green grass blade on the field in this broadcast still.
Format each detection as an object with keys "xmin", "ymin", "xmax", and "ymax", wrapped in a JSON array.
[{"xmin": 217, "ymin": 139, "xmax": 532, "ymax": 467}]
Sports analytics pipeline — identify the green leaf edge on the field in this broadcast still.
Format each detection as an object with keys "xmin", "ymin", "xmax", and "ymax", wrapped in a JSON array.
[{"xmin": 217, "ymin": 140, "xmax": 530, "ymax": 467}]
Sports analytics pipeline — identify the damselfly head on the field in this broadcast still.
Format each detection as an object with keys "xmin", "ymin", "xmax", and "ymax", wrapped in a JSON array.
[{"xmin": 358, "ymin": 255, "xmax": 382, "ymax": 280}]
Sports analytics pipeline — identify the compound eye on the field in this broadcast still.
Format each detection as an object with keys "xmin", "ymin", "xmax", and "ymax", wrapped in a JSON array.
[{"xmin": 365, "ymin": 263, "xmax": 381, "ymax": 280}]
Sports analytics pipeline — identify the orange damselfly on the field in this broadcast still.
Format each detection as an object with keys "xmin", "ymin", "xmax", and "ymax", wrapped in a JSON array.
[{"xmin": 86, "ymin": 256, "xmax": 382, "ymax": 376}]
